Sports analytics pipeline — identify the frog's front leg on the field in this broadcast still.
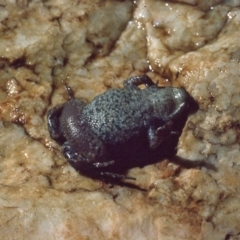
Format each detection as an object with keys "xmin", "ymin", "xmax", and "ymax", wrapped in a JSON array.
[
  {"xmin": 123, "ymin": 75, "xmax": 155, "ymax": 88},
  {"xmin": 148, "ymin": 121, "xmax": 179, "ymax": 149},
  {"xmin": 147, "ymin": 103, "xmax": 187, "ymax": 149}
]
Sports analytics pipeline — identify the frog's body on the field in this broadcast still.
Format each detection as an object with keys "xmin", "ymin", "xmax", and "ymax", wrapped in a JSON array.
[{"xmin": 47, "ymin": 75, "xmax": 197, "ymax": 180}]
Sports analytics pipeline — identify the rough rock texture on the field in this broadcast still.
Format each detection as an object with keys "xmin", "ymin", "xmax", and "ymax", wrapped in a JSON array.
[{"xmin": 0, "ymin": 0, "xmax": 240, "ymax": 239}]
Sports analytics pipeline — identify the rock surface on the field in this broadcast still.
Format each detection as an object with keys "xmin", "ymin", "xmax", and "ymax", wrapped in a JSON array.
[{"xmin": 0, "ymin": 0, "xmax": 240, "ymax": 239}]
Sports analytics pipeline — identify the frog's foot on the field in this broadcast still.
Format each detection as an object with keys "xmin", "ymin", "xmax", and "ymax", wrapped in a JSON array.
[{"xmin": 124, "ymin": 75, "xmax": 155, "ymax": 88}]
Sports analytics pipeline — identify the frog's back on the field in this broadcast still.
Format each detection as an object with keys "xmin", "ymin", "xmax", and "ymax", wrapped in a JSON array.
[{"xmin": 81, "ymin": 88, "xmax": 152, "ymax": 143}]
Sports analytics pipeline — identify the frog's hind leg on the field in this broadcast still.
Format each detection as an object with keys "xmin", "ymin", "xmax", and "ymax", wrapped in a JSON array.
[
  {"xmin": 47, "ymin": 83, "xmax": 78, "ymax": 143},
  {"xmin": 99, "ymin": 171, "xmax": 135, "ymax": 180},
  {"xmin": 123, "ymin": 75, "xmax": 155, "ymax": 88},
  {"xmin": 47, "ymin": 104, "xmax": 66, "ymax": 143},
  {"xmin": 62, "ymin": 142, "xmax": 135, "ymax": 180},
  {"xmin": 92, "ymin": 162, "xmax": 135, "ymax": 180}
]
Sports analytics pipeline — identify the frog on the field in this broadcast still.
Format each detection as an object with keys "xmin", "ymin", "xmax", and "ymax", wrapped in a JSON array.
[{"xmin": 47, "ymin": 75, "xmax": 198, "ymax": 181}]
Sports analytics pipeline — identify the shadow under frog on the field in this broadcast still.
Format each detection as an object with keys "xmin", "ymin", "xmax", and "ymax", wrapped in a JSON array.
[{"xmin": 47, "ymin": 75, "xmax": 199, "ymax": 183}]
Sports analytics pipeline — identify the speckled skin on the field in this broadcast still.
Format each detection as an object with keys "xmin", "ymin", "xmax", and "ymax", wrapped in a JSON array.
[{"xmin": 47, "ymin": 75, "xmax": 197, "ymax": 180}]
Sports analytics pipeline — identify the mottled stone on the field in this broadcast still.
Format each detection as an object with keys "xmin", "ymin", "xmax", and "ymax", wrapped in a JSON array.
[{"xmin": 0, "ymin": 0, "xmax": 239, "ymax": 239}]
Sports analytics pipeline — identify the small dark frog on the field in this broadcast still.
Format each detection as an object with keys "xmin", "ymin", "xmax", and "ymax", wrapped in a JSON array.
[{"xmin": 47, "ymin": 75, "xmax": 198, "ymax": 181}]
